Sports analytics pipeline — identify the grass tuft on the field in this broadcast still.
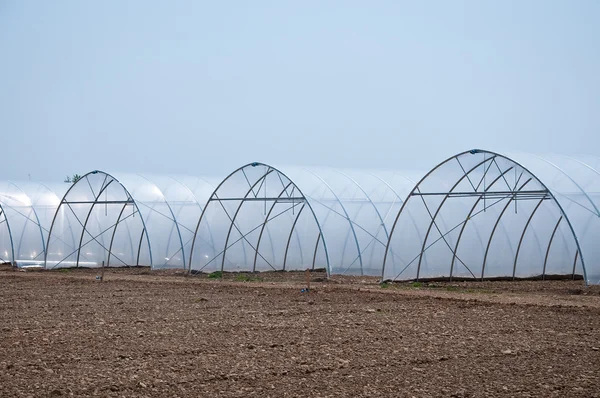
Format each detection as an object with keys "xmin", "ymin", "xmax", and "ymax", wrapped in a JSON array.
[
  {"xmin": 234, "ymin": 274, "xmax": 261, "ymax": 282},
  {"xmin": 208, "ymin": 271, "xmax": 223, "ymax": 279}
]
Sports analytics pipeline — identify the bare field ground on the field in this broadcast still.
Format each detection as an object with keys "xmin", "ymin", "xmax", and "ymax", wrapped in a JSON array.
[{"xmin": 1, "ymin": 265, "xmax": 600, "ymax": 397}]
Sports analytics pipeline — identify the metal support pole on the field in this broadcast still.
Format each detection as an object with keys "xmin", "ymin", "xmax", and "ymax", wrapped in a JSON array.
[
  {"xmin": 512, "ymin": 198, "xmax": 545, "ymax": 279},
  {"xmin": 449, "ymin": 167, "xmax": 514, "ymax": 280},
  {"xmin": 107, "ymin": 203, "xmax": 132, "ymax": 267},
  {"xmin": 283, "ymin": 205, "xmax": 306, "ymax": 271},
  {"xmin": 253, "ymin": 182, "xmax": 295, "ymax": 271},
  {"xmin": 0, "ymin": 206, "xmax": 15, "ymax": 265},
  {"xmin": 481, "ymin": 179, "xmax": 533, "ymax": 279},
  {"xmin": 542, "ymin": 216, "xmax": 562, "ymax": 280},
  {"xmin": 312, "ymin": 232, "xmax": 321, "ymax": 270},
  {"xmin": 221, "ymin": 169, "xmax": 275, "ymax": 272},
  {"xmin": 572, "ymin": 250, "xmax": 579, "ymax": 280},
  {"xmin": 416, "ymin": 156, "xmax": 495, "ymax": 280},
  {"xmin": 75, "ymin": 177, "xmax": 112, "ymax": 267}
]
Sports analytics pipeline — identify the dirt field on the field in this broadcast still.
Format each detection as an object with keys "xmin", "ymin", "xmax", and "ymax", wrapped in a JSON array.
[{"xmin": 1, "ymin": 266, "xmax": 600, "ymax": 397}]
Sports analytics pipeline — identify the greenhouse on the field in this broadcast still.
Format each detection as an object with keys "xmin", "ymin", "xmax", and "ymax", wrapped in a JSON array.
[
  {"xmin": 382, "ymin": 149, "xmax": 600, "ymax": 285},
  {"xmin": 45, "ymin": 171, "xmax": 217, "ymax": 269},
  {"xmin": 1, "ymin": 149, "xmax": 597, "ymax": 285},
  {"xmin": 188, "ymin": 163, "xmax": 423, "ymax": 276},
  {"xmin": 0, "ymin": 181, "xmax": 66, "ymax": 267}
]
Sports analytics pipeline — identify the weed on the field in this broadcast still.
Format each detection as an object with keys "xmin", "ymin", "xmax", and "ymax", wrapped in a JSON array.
[
  {"xmin": 234, "ymin": 274, "xmax": 261, "ymax": 282},
  {"xmin": 411, "ymin": 281, "xmax": 423, "ymax": 288},
  {"xmin": 208, "ymin": 271, "xmax": 223, "ymax": 279}
]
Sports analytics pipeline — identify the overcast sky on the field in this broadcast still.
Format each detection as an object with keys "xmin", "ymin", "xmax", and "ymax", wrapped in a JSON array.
[{"xmin": 1, "ymin": 0, "xmax": 598, "ymax": 182}]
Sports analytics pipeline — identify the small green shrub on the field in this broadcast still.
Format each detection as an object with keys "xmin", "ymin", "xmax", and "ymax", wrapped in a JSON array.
[
  {"xmin": 208, "ymin": 271, "xmax": 223, "ymax": 279},
  {"xmin": 411, "ymin": 281, "xmax": 422, "ymax": 288}
]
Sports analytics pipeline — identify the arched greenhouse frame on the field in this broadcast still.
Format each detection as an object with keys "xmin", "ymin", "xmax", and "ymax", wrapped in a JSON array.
[
  {"xmin": 382, "ymin": 149, "xmax": 600, "ymax": 285},
  {"xmin": 45, "ymin": 170, "xmax": 217, "ymax": 269},
  {"xmin": 0, "ymin": 181, "xmax": 67, "ymax": 267},
  {"xmin": 188, "ymin": 162, "xmax": 422, "ymax": 276},
  {"xmin": 1, "ymin": 148, "xmax": 596, "ymax": 286}
]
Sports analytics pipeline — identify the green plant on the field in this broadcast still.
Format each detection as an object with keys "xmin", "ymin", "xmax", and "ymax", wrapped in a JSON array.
[
  {"xmin": 234, "ymin": 274, "xmax": 261, "ymax": 282},
  {"xmin": 208, "ymin": 271, "xmax": 223, "ymax": 279},
  {"xmin": 411, "ymin": 281, "xmax": 423, "ymax": 288},
  {"xmin": 64, "ymin": 174, "xmax": 83, "ymax": 184},
  {"xmin": 380, "ymin": 282, "xmax": 391, "ymax": 289}
]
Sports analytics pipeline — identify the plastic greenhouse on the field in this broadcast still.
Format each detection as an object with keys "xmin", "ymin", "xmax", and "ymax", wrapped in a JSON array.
[
  {"xmin": 382, "ymin": 150, "xmax": 600, "ymax": 285},
  {"xmin": 188, "ymin": 163, "xmax": 423, "ymax": 276},
  {"xmin": 45, "ymin": 171, "xmax": 217, "ymax": 269},
  {"xmin": 2, "ymin": 148, "xmax": 598, "ymax": 286},
  {"xmin": 0, "ymin": 181, "xmax": 66, "ymax": 267}
]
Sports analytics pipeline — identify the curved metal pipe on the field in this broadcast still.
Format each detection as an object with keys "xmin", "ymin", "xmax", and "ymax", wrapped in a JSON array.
[
  {"xmin": 542, "ymin": 216, "xmax": 563, "ymax": 279},
  {"xmin": 383, "ymin": 149, "xmax": 587, "ymax": 284},
  {"xmin": 303, "ymin": 169, "xmax": 364, "ymax": 275},
  {"xmin": 282, "ymin": 205, "xmax": 307, "ymax": 271},
  {"xmin": 512, "ymin": 198, "xmax": 545, "ymax": 279},
  {"xmin": 252, "ymin": 181, "xmax": 295, "ymax": 271},
  {"xmin": 45, "ymin": 171, "xmax": 153, "ymax": 269},
  {"xmin": 136, "ymin": 174, "xmax": 187, "ymax": 269},
  {"xmin": 449, "ymin": 166, "xmax": 514, "ymax": 279},
  {"xmin": 189, "ymin": 163, "xmax": 331, "ymax": 276},
  {"xmin": 416, "ymin": 156, "xmax": 496, "ymax": 280},
  {"xmin": 0, "ymin": 205, "xmax": 16, "ymax": 265},
  {"xmin": 481, "ymin": 179, "xmax": 533, "ymax": 279}
]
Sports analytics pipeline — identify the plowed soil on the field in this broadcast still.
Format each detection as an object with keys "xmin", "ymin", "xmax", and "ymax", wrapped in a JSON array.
[{"xmin": 1, "ymin": 266, "xmax": 600, "ymax": 397}]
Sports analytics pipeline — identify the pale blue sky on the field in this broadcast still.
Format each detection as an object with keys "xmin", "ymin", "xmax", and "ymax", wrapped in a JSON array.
[{"xmin": 1, "ymin": 0, "xmax": 598, "ymax": 181}]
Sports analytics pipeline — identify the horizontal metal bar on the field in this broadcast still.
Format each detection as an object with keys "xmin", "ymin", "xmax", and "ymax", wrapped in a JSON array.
[
  {"xmin": 210, "ymin": 197, "xmax": 306, "ymax": 202},
  {"xmin": 211, "ymin": 197, "xmax": 405, "ymax": 204},
  {"xmin": 61, "ymin": 200, "xmax": 134, "ymax": 205},
  {"xmin": 421, "ymin": 194, "xmax": 552, "ymax": 201},
  {"xmin": 411, "ymin": 190, "xmax": 549, "ymax": 197}
]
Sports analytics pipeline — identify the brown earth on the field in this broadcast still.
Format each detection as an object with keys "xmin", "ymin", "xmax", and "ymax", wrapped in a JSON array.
[{"xmin": 1, "ymin": 265, "xmax": 600, "ymax": 397}]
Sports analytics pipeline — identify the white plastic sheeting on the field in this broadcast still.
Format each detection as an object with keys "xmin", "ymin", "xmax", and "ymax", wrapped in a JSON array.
[
  {"xmin": 0, "ymin": 203, "xmax": 9, "ymax": 263},
  {"xmin": 382, "ymin": 150, "xmax": 587, "ymax": 283},
  {"xmin": 0, "ymin": 181, "xmax": 66, "ymax": 266},
  {"xmin": 45, "ymin": 171, "xmax": 217, "ymax": 269},
  {"xmin": 189, "ymin": 163, "xmax": 423, "ymax": 276},
  {"xmin": 5, "ymin": 150, "xmax": 598, "ymax": 284},
  {"xmin": 508, "ymin": 154, "xmax": 600, "ymax": 284}
]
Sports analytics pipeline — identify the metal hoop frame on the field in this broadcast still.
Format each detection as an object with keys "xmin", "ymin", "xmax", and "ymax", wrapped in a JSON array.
[
  {"xmin": 382, "ymin": 149, "xmax": 587, "ymax": 284},
  {"xmin": 188, "ymin": 163, "xmax": 332, "ymax": 275}
]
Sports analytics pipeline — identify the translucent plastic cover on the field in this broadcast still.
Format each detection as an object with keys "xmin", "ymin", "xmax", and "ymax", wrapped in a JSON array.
[
  {"xmin": 0, "ymin": 181, "xmax": 66, "ymax": 266},
  {"xmin": 189, "ymin": 163, "xmax": 423, "ymax": 276},
  {"xmin": 383, "ymin": 150, "xmax": 586, "ymax": 283},
  {"xmin": 508, "ymin": 154, "xmax": 600, "ymax": 284},
  {"xmin": 45, "ymin": 171, "xmax": 217, "ymax": 269}
]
